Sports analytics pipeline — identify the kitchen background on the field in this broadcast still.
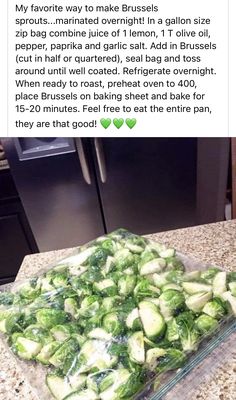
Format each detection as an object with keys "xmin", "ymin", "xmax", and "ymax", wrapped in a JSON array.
[{"xmin": 0, "ymin": 137, "xmax": 234, "ymax": 285}]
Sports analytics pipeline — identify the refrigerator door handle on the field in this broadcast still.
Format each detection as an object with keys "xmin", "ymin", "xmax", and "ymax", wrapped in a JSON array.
[
  {"xmin": 94, "ymin": 138, "xmax": 107, "ymax": 183},
  {"xmin": 75, "ymin": 138, "xmax": 91, "ymax": 185}
]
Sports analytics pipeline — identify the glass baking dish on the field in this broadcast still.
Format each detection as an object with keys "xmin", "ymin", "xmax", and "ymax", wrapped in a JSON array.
[{"xmin": 0, "ymin": 230, "xmax": 235, "ymax": 400}]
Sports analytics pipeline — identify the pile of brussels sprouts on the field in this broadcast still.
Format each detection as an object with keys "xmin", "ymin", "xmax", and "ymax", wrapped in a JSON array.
[{"xmin": 0, "ymin": 229, "xmax": 236, "ymax": 400}]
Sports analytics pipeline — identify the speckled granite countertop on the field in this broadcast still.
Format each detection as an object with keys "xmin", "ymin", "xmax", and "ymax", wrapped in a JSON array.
[{"xmin": 0, "ymin": 220, "xmax": 236, "ymax": 399}]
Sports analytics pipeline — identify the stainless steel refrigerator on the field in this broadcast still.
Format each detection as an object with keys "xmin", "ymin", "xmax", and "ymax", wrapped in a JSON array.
[{"xmin": 3, "ymin": 138, "xmax": 229, "ymax": 252}]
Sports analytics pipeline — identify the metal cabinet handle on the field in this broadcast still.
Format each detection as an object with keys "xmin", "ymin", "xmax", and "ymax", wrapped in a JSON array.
[
  {"xmin": 75, "ymin": 138, "xmax": 91, "ymax": 185},
  {"xmin": 94, "ymin": 138, "xmax": 107, "ymax": 183}
]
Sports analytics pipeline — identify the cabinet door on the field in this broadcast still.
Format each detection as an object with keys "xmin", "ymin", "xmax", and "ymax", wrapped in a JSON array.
[
  {"xmin": 0, "ymin": 211, "xmax": 33, "ymax": 279},
  {"xmin": 3, "ymin": 138, "xmax": 105, "ymax": 251},
  {"xmin": 92, "ymin": 138, "xmax": 197, "ymax": 234}
]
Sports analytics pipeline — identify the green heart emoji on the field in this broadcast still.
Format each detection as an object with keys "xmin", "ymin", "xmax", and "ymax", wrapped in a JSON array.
[
  {"xmin": 126, "ymin": 118, "xmax": 137, "ymax": 129},
  {"xmin": 100, "ymin": 118, "xmax": 111, "ymax": 129},
  {"xmin": 113, "ymin": 118, "xmax": 124, "ymax": 129}
]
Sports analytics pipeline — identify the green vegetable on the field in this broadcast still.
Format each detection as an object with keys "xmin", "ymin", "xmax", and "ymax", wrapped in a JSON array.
[
  {"xmin": 1, "ymin": 229, "xmax": 235, "ymax": 400},
  {"xmin": 49, "ymin": 338, "xmax": 79, "ymax": 369},
  {"xmin": 118, "ymin": 275, "xmax": 136, "ymax": 297},
  {"xmin": 195, "ymin": 315, "xmax": 218, "ymax": 334},
  {"xmin": 176, "ymin": 312, "xmax": 199, "ymax": 352},
  {"xmin": 159, "ymin": 290, "xmax": 185, "ymax": 320},
  {"xmin": 13, "ymin": 336, "xmax": 42, "ymax": 360},
  {"xmin": 0, "ymin": 292, "xmax": 15, "ymax": 305},
  {"xmin": 128, "ymin": 331, "xmax": 145, "ymax": 364},
  {"xmin": 79, "ymin": 296, "xmax": 100, "ymax": 318},
  {"xmin": 157, "ymin": 348, "xmax": 186, "ymax": 372},
  {"xmin": 146, "ymin": 348, "xmax": 166, "ymax": 370},
  {"xmin": 103, "ymin": 312, "xmax": 123, "ymax": 335},
  {"xmin": 36, "ymin": 309, "xmax": 69, "ymax": 329},
  {"xmin": 182, "ymin": 282, "xmax": 212, "ymax": 294},
  {"xmin": 185, "ymin": 292, "xmax": 212, "ymax": 313},
  {"xmin": 222, "ymin": 291, "xmax": 236, "ymax": 315},
  {"xmin": 166, "ymin": 318, "xmax": 179, "ymax": 342},
  {"xmin": 139, "ymin": 301, "xmax": 166, "ymax": 340},
  {"xmin": 126, "ymin": 308, "xmax": 142, "ymax": 331},
  {"xmin": 93, "ymin": 279, "xmax": 117, "ymax": 297},
  {"xmin": 140, "ymin": 258, "xmax": 166, "ymax": 276},
  {"xmin": 202, "ymin": 298, "xmax": 226, "ymax": 319},
  {"xmin": 213, "ymin": 271, "xmax": 227, "ymax": 297},
  {"xmin": 229, "ymin": 282, "xmax": 236, "ymax": 297}
]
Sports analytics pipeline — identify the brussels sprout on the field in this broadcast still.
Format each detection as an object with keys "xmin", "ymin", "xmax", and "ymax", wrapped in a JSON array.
[
  {"xmin": 5, "ymin": 312, "xmax": 25, "ymax": 334},
  {"xmin": 36, "ymin": 309, "xmax": 69, "ymax": 329},
  {"xmin": 99, "ymin": 369, "xmax": 131, "ymax": 400},
  {"xmin": 166, "ymin": 270, "xmax": 184, "ymax": 284},
  {"xmin": 52, "ymin": 273, "xmax": 69, "ymax": 288},
  {"xmin": 46, "ymin": 374, "xmax": 78, "ymax": 400},
  {"xmin": 68, "ymin": 265, "xmax": 88, "ymax": 277},
  {"xmin": 24, "ymin": 324, "xmax": 53, "ymax": 343},
  {"xmin": 0, "ymin": 292, "xmax": 15, "ymax": 306},
  {"xmin": 202, "ymin": 298, "xmax": 226, "ymax": 319},
  {"xmin": 157, "ymin": 348, "xmax": 186, "ymax": 372},
  {"xmin": 182, "ymin": 282, "xmax": 212, "ymax": 295},
  {"xmin": 116, "ymin": 372, "xmax": 142, "ymax": 398},
  {"xmin": 166, "ymin": 318, "xmax": 179, "ymax": 342},
  {"xmin": 79, "ymin": 296, "xmax": 100, "ymax": 318},
  {"xmin": 100, "ymin": 239, "xmax": 116, "ymax": 255},
  {"xmin": 49, "ymin": 338, "xmax": 79, "ymax": 368},
  {"xmin": 118, "ymin": 275, "xmax": 136, "ymax": 297},
  {"xmin": 68, "ymin": 374, "xmax": 87, "ymax": 392},
  {"xmin": 99, "ymin": 371, "xmax": 116, "ymax": 392},
  {"xmin": 146, "ymin": 347, "xmax": 167, "ymax": 370},
  {"xmin": 229, "ymin": 282, "xmax": 236, "ymax": 297},
  {"xmin": 88, "ymin": 247, "xmax": 110, "ymax": 268},
  {"xmin": 70, "ymin": 278, "xmax": 92, "ymax": 296},
  {"xmin": 185, "ymin": 292, "xmax": 212, "ymax": 313},
  {"xmin": 16, "ymin": 281, "xmax": 40, "ymax": 301},
  {"xmin": 140, "ymin": 258, "xmax": 166, "ymax": 276},
  {"xmin": 165, "ymin": 257, "xmax": 184, "ymax": 272},
  {"xmin": 115, "ymin": 249, "xmax": 135, "ymax": 271},
  {"xmin": 80, "ymin": 267, "xmax": 103, "ymax": 284},
  {"xmin": 102, "ymin": 256, "xmax": 115, "ymax": 276},
  {"xmin": 134, "ymin": 278, "xmax": 160, "ymax": 300},
  {"xmin": 176, "ymin": 311, "xmax": 200, "ymax": 352},
  {"xmin": 128, "ymin": 331, "xmax": 145, "ymax": 364},
  {"xmin": 36, "ymin": 341, "xmax": 61, "ymax": 364},
  {"xmin": 200, "ymin": 267, "xmax": 220, "ymax": 281},
  {"xmin": 159, "ymin": 290, "xmax": 185, "ymax": 320},
  {"xmin": 79, "ymin": 339, "xmax": 118, "ymax": 372},
  {"xmin": 162, "ymin": 283, "xmax": 183, "ymax": 292},
  {"xmin": 13, "ymin": 336, "xmax": 42, "ymax": 360},
  {"xmin": 182, "ymin": 271, "xmax": 201, "ymax": 282},
  {"xmin": 222, "ymin": 291, "xmax": 236, "ymax": 316},
  {"xmin": 103, "ymin": 312, "xmax": 123, "ymax": 335},
  {"xmin": 50, "ymin": 324, "xmax": 78, "ymax": 342},
  {"xmin": 40, "ymin": 277, "xmax": 55, "ymax": 293},
  {"xmin": 64, "ymin": 298, "xmax": 79, "ymax": 318},
  {"xmin": 102, "ymin": 296, "xmax": 121, "ymax": 312},
  {"xmin": 195, "ymin": 315, "xmax": 218, "ymax": 334},
  {"xmin": 60, "ymin": 247, "xmax": 97, "ymax": 267},
  {"xmin": 125, "ymin": 243, "xmax": 144, "ymax": 254},
  {"xmin": 213, "ymin": 272, "xmax": 227, "ymax": 297},
  {"xmin": 139, "ymin": 301, "xmax": 166, "ymax": 340},
  {"xmin": 159, "ymin": 248, "xmax": 176, "ymax": 259},
  {"xmin": 93, "ymin": 279, "xmax": 117, "ymax": 297},
  {"xmin": 150, "ymin": 272, "xmax": 169, "ymax": 288},
  {"xmin": 87, "ymin": 328, "xmax": 112, "ymax": 341},
  {"xmin": 227, "ymin": 272, "xmax": 236, "ymax": 283},
  {"xmin": 126, "ymin": 308, "xmax": 142, "ymax": 331},
  {"xmin": 86, "ymin": 370, "xmax": 110, "ymax": 393}
]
